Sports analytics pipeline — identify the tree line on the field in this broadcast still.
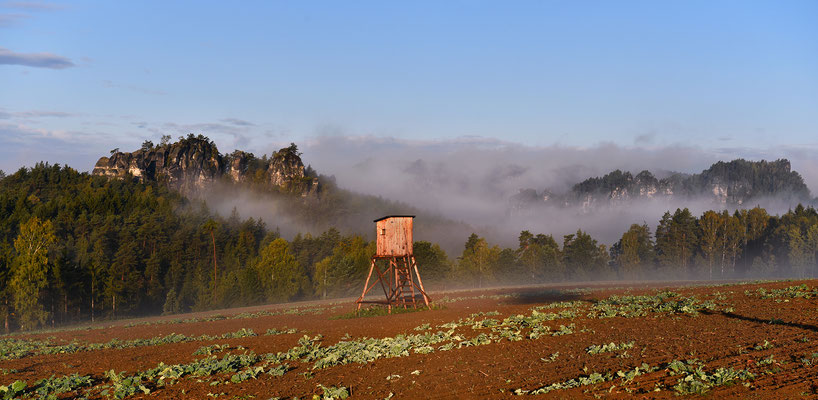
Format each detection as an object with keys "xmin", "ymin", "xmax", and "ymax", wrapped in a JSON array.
[{"xmin": 1, "ymin": 164, "xmax": 817, "ymax": 331}]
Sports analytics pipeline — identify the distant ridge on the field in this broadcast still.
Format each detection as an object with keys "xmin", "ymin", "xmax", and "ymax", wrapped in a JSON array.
[{"xmin": 512, "ymin": 159, "xmax": 812, "ymax": 212}]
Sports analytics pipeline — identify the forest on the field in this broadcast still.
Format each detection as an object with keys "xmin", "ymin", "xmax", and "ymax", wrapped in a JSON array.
[{"xmin": 1, "ymin": 163, "xmax": 817, "ymax": 332}]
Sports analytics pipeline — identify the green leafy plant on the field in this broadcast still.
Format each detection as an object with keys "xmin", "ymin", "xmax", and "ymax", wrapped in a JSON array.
[
  {"xmin": 315, "ymin": 384, "xmax": 350, "ymax": 399},
  {"xmin": 230, "ymin": 366, "xmax": 264, "ymax": 383},
  {"xmin": 514, "ymin": 363, "xmax": 657, "ymax": 395},
  {"xmin": 754, "ymin": 340, "xmax": 773, "ymax": 351},
  {"xmin": 0, "ymin": 380, "xmax": 26, "ymax": 400},
  {"xmin": 106, "ymin": 370, "xmax": 150, "ymax": 399},
  {"xmin": 586, "ymin": 341, "xmax": 635, "ymax": 354},
  {"xmin": 265, "ymin": 327, "xmax": 298, "ymax": 335}
]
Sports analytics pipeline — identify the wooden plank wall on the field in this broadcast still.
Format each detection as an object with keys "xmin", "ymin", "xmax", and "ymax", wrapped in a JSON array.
[{"xmin": 376, "ymin": 217, "xmax": 413, "ymax": 256}]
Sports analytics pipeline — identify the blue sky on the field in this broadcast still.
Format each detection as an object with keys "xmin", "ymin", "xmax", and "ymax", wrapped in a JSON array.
[{"xmin": 1, "ymin": 1, "xmax": 817, "ymax": 186}]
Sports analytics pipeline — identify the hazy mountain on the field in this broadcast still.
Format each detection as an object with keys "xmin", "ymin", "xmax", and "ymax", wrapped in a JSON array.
[{"xmin": 511, "ymin": 159, "xmax": 812, "ymax": 214}]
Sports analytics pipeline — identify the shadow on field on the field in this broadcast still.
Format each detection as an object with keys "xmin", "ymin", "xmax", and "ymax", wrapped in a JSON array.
[
  {"xmin": 704, "ymin": 310, "xmax": 818, "ymax": 333},
  {"xmin": 504, "ymin": 289, "xmax": 584, "ymax": 305}
]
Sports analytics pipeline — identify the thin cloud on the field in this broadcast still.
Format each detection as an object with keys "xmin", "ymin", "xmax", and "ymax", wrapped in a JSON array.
[
  {"xmin": 0, "ymin": 46, "xmax": 74, "ymax": 69},
  {"xmin": 714, "ymin": 146, "xmax": 772, "ymax": 160},
  {"xmin": 0, "ymin": 109, "xmax": 76, "ymax": 119},
  {"xmin": 0, "ymin": 123, "xmax": 43, "ymax": 142},
  {"xmin": 0, "ymin": 122, "xmax": 87, "ymax": 141},
  {"xmin": 634, "ymin": 132, "xmax": 656, "ymax": 145},
  {"xmin": 102, "ymin": 80, "xmax": 166, "ymax": 95},
  {"xmin": 221, "ymin": 118, "xmax": 255, "ymax": 127},
  {"xmin": 1, "ymin": 1, "xmax": 65, "ymax": 10},
  {"xmin": 0, "ymin": 13, "xmax": 28, "ymax": 27},
  {"xmin": 134, "ymin": 120, "xmax": 254, "ymax": 150},
  {"xmin": 0, "ymin": 124, "xmax": 111, "ymax": 174},
  {"xmin": 15, "ymin": 110, "xmax": 74, "ymax": 118}
]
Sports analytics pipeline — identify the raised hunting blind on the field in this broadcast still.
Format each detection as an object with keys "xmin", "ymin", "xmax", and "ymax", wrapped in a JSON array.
[{"xmin": 356, "ymin": 215, "xmax": 431, "ymax": 312}]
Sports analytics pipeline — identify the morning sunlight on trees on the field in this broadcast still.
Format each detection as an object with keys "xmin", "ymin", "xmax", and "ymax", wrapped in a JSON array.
[
  {"xmin": 0, "ymin": 164, "xmax": 816, "ymax": 332},
  {"xmin": 255, "ymin": 238, "xmax": 304, "ymax": 303},
  {"xmin": 11, "ymin": 217, "xmax": 55, "ymax": 330}
]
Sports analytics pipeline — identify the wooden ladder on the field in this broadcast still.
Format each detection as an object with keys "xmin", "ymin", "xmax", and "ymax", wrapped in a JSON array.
[{"xmin": 393, "ymin": 265, "xmax": 416, "ymax": 309}]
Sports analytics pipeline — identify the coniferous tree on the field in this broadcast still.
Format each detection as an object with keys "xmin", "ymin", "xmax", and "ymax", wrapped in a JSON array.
[
  {"xmin": 611, "ymin": 224, "xmax": 654, "ymax": 280},
  {"xmin": 107, "ymin": 238, "xmax": 142, "ymax": 316},
  {"xmin": 563, "ymin": 230, "xmax": 609, "ymax": 280},
  {"xmin": 162, "ymin": 287, "xmax": 181, "ymax": 315},
  {"xmin": 788, "ymin": 226, "xmax": 808, "ymax": 278},
  {"xmin": 88, "ymin": 238, "xmax": 109, "ymax": 321},
  {"xmin": 0, "ymin": 242, "xmax": 12, "ymax": 332},
  {"xmin": 314, "ymin": 235, "xmax": 373, "ymax": 298},
  {"xmin": 655, "ymin": 208, "xmax": 698, "ymax": 276},
  {"xmin": 698, "ymin": 211, "xmax": 723, "ymax": 279},
  {"xmin": 518, "ymin": 232, "xmax": 563, "ymax": 281},
  {"xmin": 203, "ymin": 219, "xmax": 219, "ymax": 301},
  {"xmin": 413, "ymin": 241, "xmax": 452, "ymax": 282},
  {"xmin": 806, "ymin": 225, "xmax": 818, "ymax": 278},
  {"xmin": 495, "ymin": 248, "xmax": 518, "ymax": 283}
]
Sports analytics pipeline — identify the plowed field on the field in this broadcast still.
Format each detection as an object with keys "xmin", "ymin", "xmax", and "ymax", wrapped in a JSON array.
[{"xmin": 4, "ymin": 280, "xmax": 818, "ymax": 399}]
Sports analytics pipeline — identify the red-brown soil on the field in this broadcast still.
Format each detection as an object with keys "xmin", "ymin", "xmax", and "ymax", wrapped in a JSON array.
[{"xmin": 4, "ymin": 280, "xmax": 818, "ymax": 399}]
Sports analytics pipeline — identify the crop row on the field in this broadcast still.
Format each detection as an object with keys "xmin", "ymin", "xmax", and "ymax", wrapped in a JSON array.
[
  {"xmin": 746, "ymin": 284, "xmax": 818, "ymax": 301},
  {"xmin": 1, "ymin": 303, "xmax": 582, "ymax": 398},
  {"xmin": 586, "ymin": 341, "xmax": 635, "ymax": 355},
  {"xmin": 0, "ymin": 327, "xmax": 298, "ymax": 361},
  {"xmin": 513, "ymin": 358, "xmax": 757, "ymax": 396},
  {"xmin": 1, "ymin": 374, "xmax": 92, "ymax": 400},
  {"xmin": 0, "ymin": 289, "xmax": 741, "ymax": 398},
  {"xmin": 586, "ymin": 291, "xmax": 721, "ymax": 318}
]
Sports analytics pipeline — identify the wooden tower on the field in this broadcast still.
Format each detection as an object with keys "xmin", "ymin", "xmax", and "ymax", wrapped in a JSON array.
[{"xmin": 355, "ymin": 215, "xmax": 431, "ymax": 312}]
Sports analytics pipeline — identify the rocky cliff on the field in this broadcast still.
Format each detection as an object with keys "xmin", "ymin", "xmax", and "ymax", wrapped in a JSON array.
[
  {"xmin": 93, "ymin": 135, "xmax": 319, "ymax": 196},
  {"xmin": 511, "ymin": 159, "xmax": 811, "ymax": 213}
]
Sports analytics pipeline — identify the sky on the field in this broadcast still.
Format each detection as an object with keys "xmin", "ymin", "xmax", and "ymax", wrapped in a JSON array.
[{"xmin": 1, "ymin": 1, "xmax": 817, "ymax": 193}]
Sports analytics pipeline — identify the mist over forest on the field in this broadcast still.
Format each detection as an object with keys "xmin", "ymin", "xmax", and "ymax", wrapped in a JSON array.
[
  {"xmin": 295, "ymin": 136, "xmax": 817, "ymax": 247},
  {"xmin": 1, "ymin": 135, "xmax": 817, "ymax": 333}
]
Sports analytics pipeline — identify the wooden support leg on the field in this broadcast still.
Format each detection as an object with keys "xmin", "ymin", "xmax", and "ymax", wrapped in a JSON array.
[
  {"xmin": 358, "ymin": 255, "xmax": 428, "ymax": 314},
  {"xmin": 406, "ymin": 257, "xmax": 417, "ymax": 309},
  {"xmin": 392, "ymin": 261, "xmax": 399, "ymax": 313},
  {"xmin": 412, "ymin": 256, "xmax": 431, "ymax": 309},
  {"xmin": 356, "ymin": 259, "xmax": 377, "ymax": 311}
]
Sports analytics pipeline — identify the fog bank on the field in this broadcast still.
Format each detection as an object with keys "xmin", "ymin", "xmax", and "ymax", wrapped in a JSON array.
[{"xmin": 295, "ymin": 136, "xmax": 816, "ymax": 246}]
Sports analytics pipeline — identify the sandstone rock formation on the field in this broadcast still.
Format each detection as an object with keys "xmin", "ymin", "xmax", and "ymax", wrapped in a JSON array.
[
  {"xmin": 510, "ymin": 159, "xmax": 811, "ymax": 213},
  {"xmin": 93, "ymin": 135, "xmax": 318, "ymax": 196}
]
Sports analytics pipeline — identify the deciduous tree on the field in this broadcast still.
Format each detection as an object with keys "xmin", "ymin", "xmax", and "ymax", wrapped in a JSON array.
[
  {"xmin": 10, "ymin": 217, "xmax": 55, "ymax": 330},
  {"xmin": 458, "ymin": 234, "xmax": 500, "ymax": 288},
  {"xmin": 255, "ymin": 238, "xmax": 304, "ymax": 302}
]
